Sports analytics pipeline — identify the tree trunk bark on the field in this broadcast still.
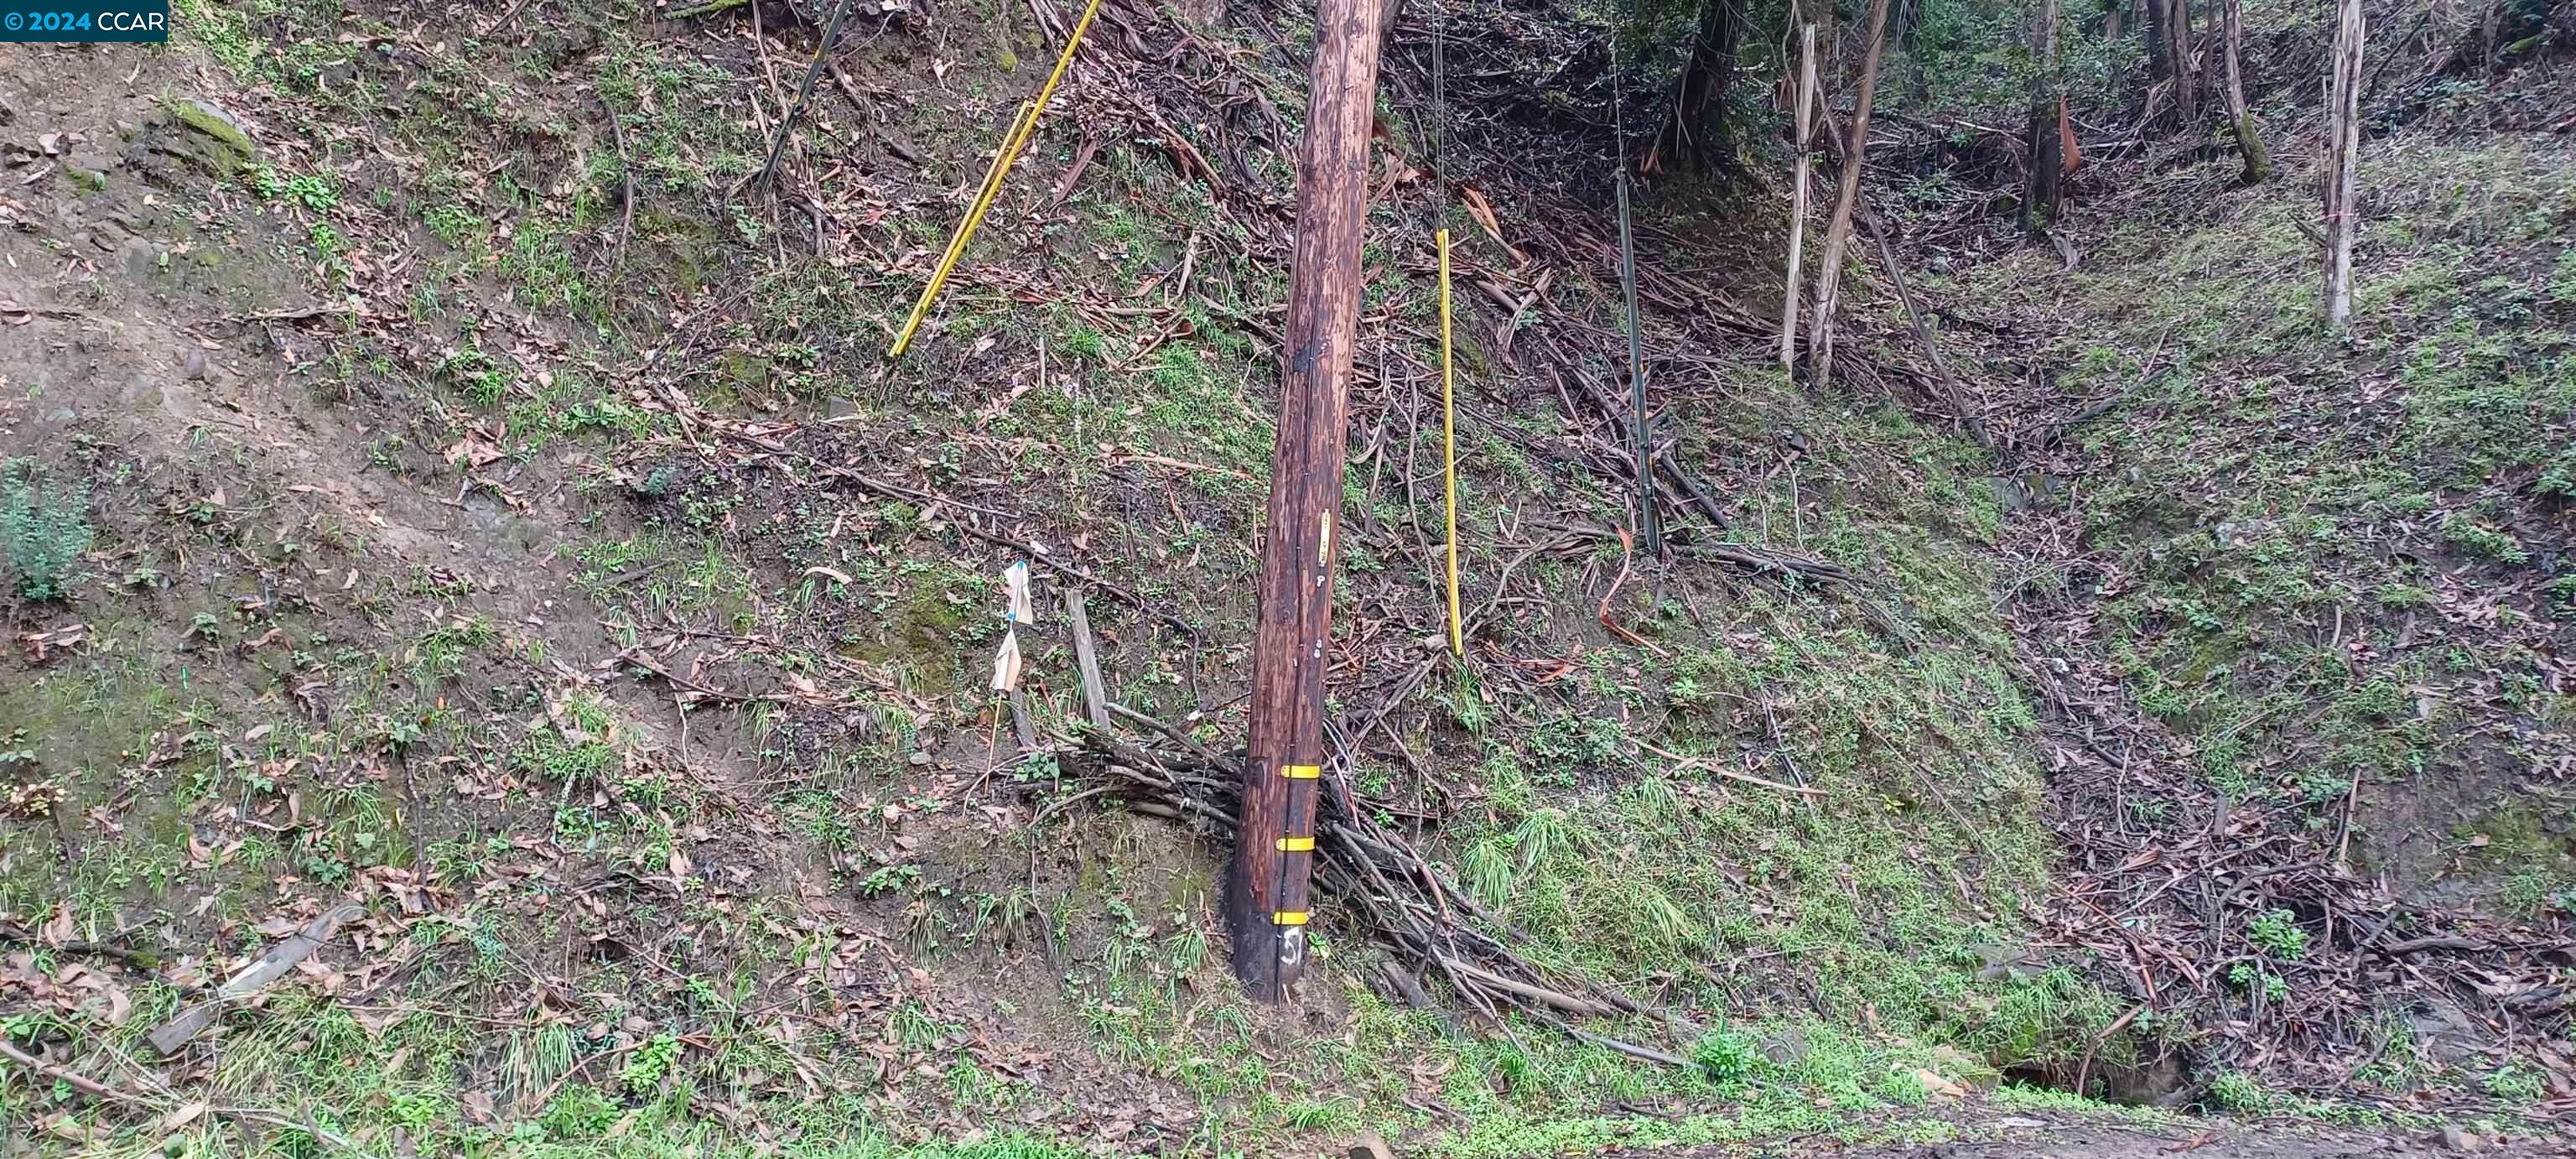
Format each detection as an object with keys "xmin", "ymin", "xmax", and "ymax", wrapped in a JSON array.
[
  {"xmin": 2222, "ymin": 0, "xmax": 2269, "ymax": 182},
  {"xmin": 2147, "ymin": 0, "xmax": 2168, "ymax": 80},
  {"xmin": 1656, "ymin": 0, "xmax": 1743, "ymax": 170},
  {"xmin": 1230, "ymin": 0, "xmax": 1387, "ymax": 1002},
  {"xmin": 1781, "ymin": 23, "xmax": 1820, "ymax": 369},
  {"xmin": 2167, "ymin": 0, "xmax": 2199, "ymax": 126},
  {"xmin": 2482, "ymin": 0, "xmax": 2502, "ymax": 75},
  {"xmin": 2324, "ymin": 0, "xmax": 2364, "ymax": 330},
  {"xmin": 2024, "ymin": 0, "xmax": 2064, "ymax": 232},
  {"xmin": 1805, "ymin": 0, "xmax": 1839, "ymax": 88},
  {"xmin": 1805, "ymin": 0, "xmax": 1895, "ymax": 386}
]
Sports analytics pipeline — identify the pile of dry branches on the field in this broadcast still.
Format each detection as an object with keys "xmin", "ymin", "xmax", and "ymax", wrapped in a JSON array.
[
  {"xmin": 2009, "ymin": 594, "xmax": 2576, "ymax": 1118},
  {"xmin": 1058, "ymin": 728, "xmax": 1701, "ymax": 1064}
]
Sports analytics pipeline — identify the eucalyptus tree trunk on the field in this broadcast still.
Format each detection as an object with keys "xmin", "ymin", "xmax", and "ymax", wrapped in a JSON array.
[
  {"xmin": 1805, "ymin": 0, "xmax": 1895, "ymax": 385},
  {"xmin": 2222, "ymin": 0, "xmax": 2269, "ymax": 182},
  {"xmin": 2166, "ymin": 0, "xmax": 2199, "ymax": 126},
  {"xmin": 1781, "ymin": 23, "xmax": 1821, "ymax": 369},
  {"xmin": 2025, "ymin": 0, "xmax": 2064, "ymax": 231}
]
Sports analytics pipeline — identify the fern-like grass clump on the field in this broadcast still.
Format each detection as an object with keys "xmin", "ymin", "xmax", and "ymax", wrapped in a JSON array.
[{"xmin": 2, "ymin": 460, "xmax": 93, "ymax": 601}]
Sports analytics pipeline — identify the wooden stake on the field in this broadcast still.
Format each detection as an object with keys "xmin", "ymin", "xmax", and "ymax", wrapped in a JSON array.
[
  {"xmin": 1067, "ymin": 589, "xmax": 1112, "ymax": 733},
  {"xmin": 2323, "ymin": 0, "xmax": 2364, "ymax": 330},
  {"xmin": 1231, "ymin": 0, "xmax": 1389, "ymax": 1002}
]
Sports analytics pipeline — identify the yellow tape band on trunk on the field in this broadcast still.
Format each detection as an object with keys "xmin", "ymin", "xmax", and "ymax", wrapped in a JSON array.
[
  {"xmin": 1275, "ymin": 836, "xmax": 1316, "ymax": 852},
  {"xmin": 1273, "ymin": 911, "xmax": 1310, "ymax": 926},
  {"xmin": 1281, "ymin": 764, "xmax": 1321, "ymax": 779}
]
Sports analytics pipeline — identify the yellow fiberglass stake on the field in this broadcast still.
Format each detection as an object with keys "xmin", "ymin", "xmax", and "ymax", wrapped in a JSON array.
[
  {"xmin": 1437, "ymin": 228, "xmax": 1463, "ymax": 657},
  {"xmin": 887, "ymin": 0, "xmax": 1104, "ymax": 359},
  {"xmin": 886, "ymin": 99, "xmax": 1027, "ymax": 361}
]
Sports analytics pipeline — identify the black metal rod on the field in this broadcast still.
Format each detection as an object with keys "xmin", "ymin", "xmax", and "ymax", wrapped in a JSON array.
[
  {"xmin": 754, "ymin": 0, "xmax": 858, "ymax": 196},
  {"xmin": 1614, "ymin": 166, "xmax": 1659, "ymax": 553}
]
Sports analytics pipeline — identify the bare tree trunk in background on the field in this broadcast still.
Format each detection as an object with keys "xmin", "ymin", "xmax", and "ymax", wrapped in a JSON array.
[
  {"xmin": 1904, "ymin": 0, "xmax": 1931, "ymax": 107},
  {"xmin": 1805, "ymin": 0, "xmax": 1894, "ymax": 385},
  {"xmin": 2222, "ymin": 0, "xmax": 2269, "ymax": 182},
  {"xmin": 2147, "ymin": 0, "xmax": 2169, "ymax": 81},
  {"xmin": 1781, "ymin": 23, "xmax": 1820, "ymax": 369},
  {"xmin": 2025, "ymin": 0, "xmax": 2064, "ymax": 231},
  {"xmin": 1656, "ymin": 0, "xmax": 1744, "ymax": 169},
  {"xmin": 2481, "ymin": 0, "xmax": 2502, "ymax": 74},
  {"xmin": 2166, "ymin": 0, "xmax": 2199, "ymax": 126},
  {"xmin": 1803, "ymin": 0, "xmax": 1839, "ymax": 86},
  {"xmin": 2324, "ymin": 0, "xmax": 2364, "ymax": 329}
]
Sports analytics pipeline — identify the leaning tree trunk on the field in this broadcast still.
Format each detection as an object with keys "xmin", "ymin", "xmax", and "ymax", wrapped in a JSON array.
[
  {"xmin": 2323, "ymin": 0, "xmax": 2364, "ymax": 329},
  {"xmin": 1805, "ymin": 0, "xmax": 1895, "ymax": 386},
  {"xmin": 2025, "ymin": 0, "xmax": 2064, "ymax": 231},
  {"xmin": 2222, "ymin": 0, "xmax": 2269, "ymax": 182}
]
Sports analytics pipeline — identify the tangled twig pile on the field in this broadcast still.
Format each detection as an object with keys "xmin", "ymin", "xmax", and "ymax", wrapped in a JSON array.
[{"xmin": 1061, "ymin": 730, "xmax": 1701, "ymax": 1064}]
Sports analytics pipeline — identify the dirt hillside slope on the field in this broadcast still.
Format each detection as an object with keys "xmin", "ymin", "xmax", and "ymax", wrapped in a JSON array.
[{"xmin": 0, "ymin": 0, "xmax": 2568, "ymax": 1155}]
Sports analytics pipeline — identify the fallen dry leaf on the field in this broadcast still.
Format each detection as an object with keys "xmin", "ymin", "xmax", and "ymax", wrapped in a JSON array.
[{"xmin": 1913, "ymin": 1068, "xmax": 1969, "ymax": 1099}]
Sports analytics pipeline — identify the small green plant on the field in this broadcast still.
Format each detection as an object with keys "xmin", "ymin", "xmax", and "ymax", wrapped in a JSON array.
[
  {"xmin": 860, "ymin": 863, "xmax": 922, "ymax": 897},
  {"xmin": 248, "ymin": 163, "xmax": 340, "ymax": 211},
  {"xmin": 3, "ymin": 460, "xmax": 94, "ymax": 600},
  {"xmin": 423, "ymin": 202, "xmax": 480, "ymax": 247},
  {"xmin": 619, "ymin": 1032, "xmax": 681, "ymax": 1094},
  {"xmin": 2441, "ymin": 515, "xmax": 2527, "ymax": 564},
  {"xmin": 2373, "ymin": 583, "xmax": 2435, "ymax": 609},
  {"xmin": 2483, "ymin": 1062, "xmax": 2545, "ymax": 1104},
  {"xmin": 2534, "ymin": 450, "xmax": 2576, "ymax": 499},
  {"xmin": 2246, "ymin": 908, "xmax": 2309, "ymax": 959},
  {"xmin": 2297, "ymin": 771, "xmax": 2351, "ymax": 804},
  {"xmin": 2230, "ymin": 961, "xmax": 2290, "ymax": 1004},
  {"xmin": 2205, "ymin": 1069, "xmax": 2271, "ymax": 1112},
  {"xmin": 630, "ymin": 464, "xmax": 684, "ymax": 498},
  {"xmin": 1691, "ymin": 1026, "xmax": 1761, "ymax": 1084}
]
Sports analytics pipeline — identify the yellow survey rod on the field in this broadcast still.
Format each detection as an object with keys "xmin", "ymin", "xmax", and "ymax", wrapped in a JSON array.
[
  {"xmin": 909, "ymin": 100, "xmax": 1032, "ymax": 329},
  {"xmin": 887, "ymin": 0, "xmax": 1104, "ymax": 358},
  {"xmin": 1438, "ymin": 228, "xmax": 1463, "ymax": 657},
  {"xmin": 888, "ymin": 99, "xmax": 1031, "ymax": 359}
]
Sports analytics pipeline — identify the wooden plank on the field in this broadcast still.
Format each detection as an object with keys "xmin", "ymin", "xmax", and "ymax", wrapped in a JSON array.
[
  {"xmin": 1008, "ymin": 687, "xmax": 1036, "ymax": 751},
  {"xmin": 1065, "ymin": 589, "xmax": 1112, "ymax": 733},
  {"xmin": 148, "ymin": 904, "xmax": 363, "ymax": 1053},
  {"xmin": 1230, "ymin": 0, "xmax": 1389, "ymax": 1002}
]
